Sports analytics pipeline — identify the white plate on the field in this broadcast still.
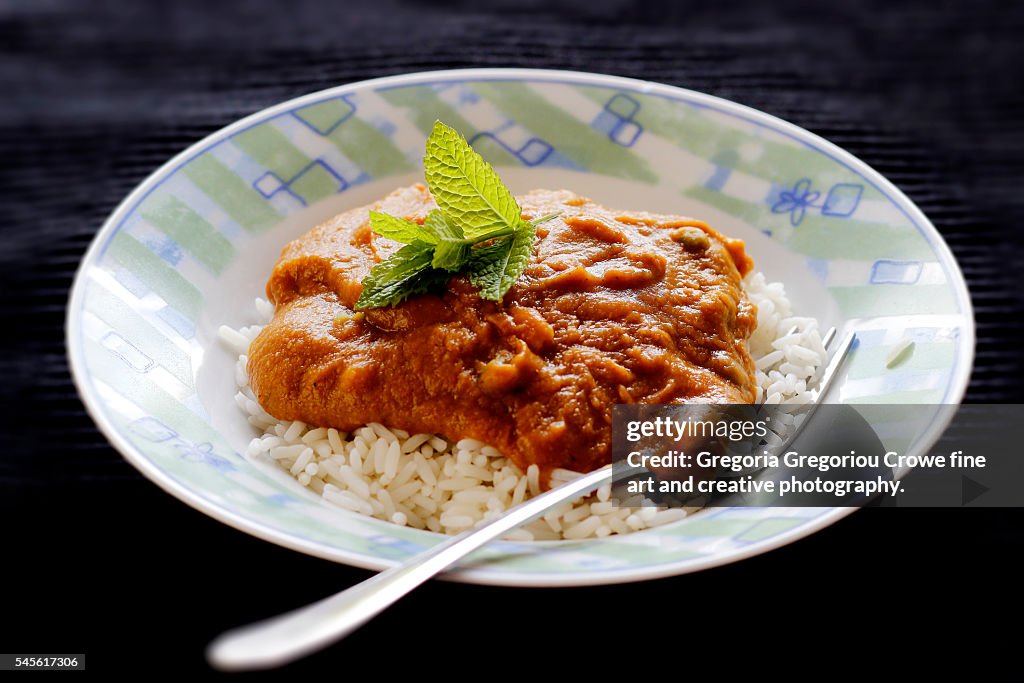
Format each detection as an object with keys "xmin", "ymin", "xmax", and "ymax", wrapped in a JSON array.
[{"xmin": 67, "ymin": 69, "xmax": 974, "ymax": 586}]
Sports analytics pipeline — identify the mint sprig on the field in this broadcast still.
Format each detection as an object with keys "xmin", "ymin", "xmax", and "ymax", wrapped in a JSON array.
[
  {"xmin": 367, "ymin": 210, "xmax": 438, "ymax": 246},
  {"xmin": 468, "ymin": 221, "xmax": 537, "ymax": 302},
  {"xmin": 355, "ymin": 243, "xmax": 448, "ymax": 309},
  {"xmin": 423, "ymin": 122, "xmax": 523, "ymax": 240},
  {"xmin": 356, "ymin": 121, "xmax": 557, "ymax": 310}
]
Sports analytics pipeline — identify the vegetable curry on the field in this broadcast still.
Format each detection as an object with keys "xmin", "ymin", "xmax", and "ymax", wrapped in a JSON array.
[{"xmin": 248, "ymin": 185, "xmax": 757, "ymax": 484}]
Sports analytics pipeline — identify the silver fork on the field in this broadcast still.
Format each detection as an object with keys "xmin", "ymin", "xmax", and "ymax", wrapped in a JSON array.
[{"xmin": 208, "ymin": 327, "xmax": 854, "ymax": 671}]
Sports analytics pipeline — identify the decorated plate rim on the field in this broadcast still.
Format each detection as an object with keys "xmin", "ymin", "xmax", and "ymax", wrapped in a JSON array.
[{"xmin": 66, "ymin": 68, "xmax": 975, "ymax": 587}]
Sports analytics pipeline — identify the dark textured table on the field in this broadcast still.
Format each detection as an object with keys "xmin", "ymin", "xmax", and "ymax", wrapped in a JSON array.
[{"xmin": 3, "ymin": 0, "xmax": 1022, "ymax": 675}]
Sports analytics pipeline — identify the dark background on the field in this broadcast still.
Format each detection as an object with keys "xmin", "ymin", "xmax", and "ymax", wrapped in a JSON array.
[{"xmin": 2, "ymin": 0, "xmax": 1022, "ymax": 676}]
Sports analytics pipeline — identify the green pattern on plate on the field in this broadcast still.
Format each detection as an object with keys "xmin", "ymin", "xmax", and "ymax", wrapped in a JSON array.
[
  {"xmin": 183, "ymin": 155, "xmax": 280, "ymax": 232},
  {"xmin": 141, "ymin": 195, "xmax": 236, "ymax": 275},
  {"xmin": 472, "ymin": 82, "xmax": 658, "ymax": 183},
  {"xmin": 316, "ymin": 112, "xmax": 415, "ymax": 178},
  {"xmin": 105, "ymin": 232, "xmax": 202, "ymax": 319}
]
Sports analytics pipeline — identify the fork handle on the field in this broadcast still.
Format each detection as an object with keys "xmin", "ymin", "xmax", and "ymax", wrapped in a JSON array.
[{"xmin": 207, "ymin": 465, "xmax": 614, "ymax": 671}]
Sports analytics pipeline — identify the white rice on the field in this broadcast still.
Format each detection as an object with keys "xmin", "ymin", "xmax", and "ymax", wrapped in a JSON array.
[
  {"xmin": 744, "ymin": 271, "xmax": 828, "ymax": 406},
  {"xmin": 220, "ymin": 272, "xmax": 825, "ymax": 540}
]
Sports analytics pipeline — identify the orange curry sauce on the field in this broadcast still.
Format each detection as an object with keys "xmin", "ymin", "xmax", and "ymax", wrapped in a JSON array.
[{"xmin": 248, "ymin": 185, "xmax": 757, "ymax": 485}]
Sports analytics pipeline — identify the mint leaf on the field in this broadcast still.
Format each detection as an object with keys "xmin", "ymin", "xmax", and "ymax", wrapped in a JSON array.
[
  {"xmin": 425, "ymin": 210, "xmax": 469, "ymax": 271},
  {"xmin": 423, "ymin": 121, "xmax": 522, "ymax": 240},
  {"xmin": 467, "ymin": 239, "xmax": 509, "ymax": 300},
  {"xmin": 467, "ymin": 222, "xmax": 536, "ymax": 302},
  {"xmin": 357, "ymin": 122, "xmax": 552, "ymax": 308},
  {"xmin": 355, "ymin": 243, "xmax": 445, "ymax": 310},
  {"xmin": 424, "ymin": 209, "xmax": 464, "ymax": 241},
  {"xmin": 432, "ymin": 238, "xmax": 468, "ymax": 271},
  {"xmin": 369, "ymin": 210, "xmax": 437, "ymax": 245}
]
